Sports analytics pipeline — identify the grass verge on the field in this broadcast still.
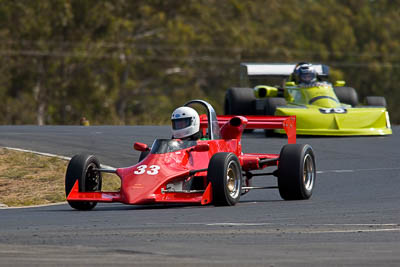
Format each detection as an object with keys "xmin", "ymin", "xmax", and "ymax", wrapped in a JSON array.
[{"xmin": 0, "ymin": 148, "xmax": 120, "ymax": 207}]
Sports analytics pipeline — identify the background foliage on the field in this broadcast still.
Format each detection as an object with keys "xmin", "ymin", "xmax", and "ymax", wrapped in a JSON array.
[{"xmin": 1, "ymin": 0, "xmax": 399, "ymax": 125}]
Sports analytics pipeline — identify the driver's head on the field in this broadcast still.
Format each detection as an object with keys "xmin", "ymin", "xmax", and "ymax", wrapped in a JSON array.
[
  {"xmin": 171, "ymin": 106, "xmax": 200, "ymax": 139},
  {"xmin": 293, "ymin": 63, "xmax": 317, "ymax": 84}
]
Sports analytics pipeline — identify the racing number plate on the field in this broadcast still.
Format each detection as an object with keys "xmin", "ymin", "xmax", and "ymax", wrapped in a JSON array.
[{"xmin": 319, "ymin": 108, "xmax": 347, "ymax": 114}]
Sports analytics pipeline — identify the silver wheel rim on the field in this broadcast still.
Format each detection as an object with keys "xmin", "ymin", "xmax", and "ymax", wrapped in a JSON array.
[
  {"xmin": 226, "ymin": 161, "xmax": 240, "ymax": 199},
  {"xmin": 303, "ymin": 154, "xmax": 315, "ymax": 191}
]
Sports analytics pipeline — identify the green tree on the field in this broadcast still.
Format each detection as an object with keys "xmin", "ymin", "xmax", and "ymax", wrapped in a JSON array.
[{"xmin": 1, "ymin": 0, "xmax": 400, "ymax": 125}]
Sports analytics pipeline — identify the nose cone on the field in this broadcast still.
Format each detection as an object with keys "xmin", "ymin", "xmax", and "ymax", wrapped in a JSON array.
[{"xmin": 117, "ymin": 153, "xmax": 191, "ymax": 204}]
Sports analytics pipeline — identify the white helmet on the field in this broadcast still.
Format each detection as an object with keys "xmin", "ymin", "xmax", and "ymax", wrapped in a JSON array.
[{"xmin": 171, "ymin": 106, "xmax": 200, "ymax": 139}]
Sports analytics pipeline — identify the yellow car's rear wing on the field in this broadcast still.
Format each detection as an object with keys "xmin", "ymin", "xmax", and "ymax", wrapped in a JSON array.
[{"xmin": 240, "ymin": 62, "xmax": 329, "ymax": 87}]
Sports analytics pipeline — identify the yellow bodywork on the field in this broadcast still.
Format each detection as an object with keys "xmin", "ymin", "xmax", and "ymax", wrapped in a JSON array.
[
  {"xmin": 256, "ymin": 82, "xmax": 392, "ymax": 136},
  {"xmin": 275, "ymin": 105, "xmax": 391, "ymax": 136}
]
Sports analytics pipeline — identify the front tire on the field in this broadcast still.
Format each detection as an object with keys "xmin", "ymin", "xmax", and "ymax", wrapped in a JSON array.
[
  {"xmin": 334, "ymin": 86, "xmax": 358, "ymax": 107},
  {"xmin": 207, "ymin": 153, "xmax": 242, "ymax": 206},
  {"xmin": 277, "ymin": 144, "xmax": 316, "ymax": 200},
  {"xmin": 65, "ymin": 154, "xmax": 102, "ymax": 210}
]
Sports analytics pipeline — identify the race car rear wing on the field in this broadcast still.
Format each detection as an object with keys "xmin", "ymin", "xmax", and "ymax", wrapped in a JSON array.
[
  {"xmin": 240, "ymin": 63, "xmax": 329, "ymax": 87},
  {"xmin": 200, "ymin": 115, "xmax": 296, "ymax": 144}
]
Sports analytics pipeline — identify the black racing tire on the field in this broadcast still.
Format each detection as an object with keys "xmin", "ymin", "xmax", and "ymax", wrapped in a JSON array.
[
  {"xmin": 333, "ymin": 86, "xmax": 358, "ymax": 107},
  {"xmin": 207, "ymin": 152, "xmax": 242, "ymax": 206},
  {"xmin": 365, "ymin": 96, "xmax": 387, "ymax": 107},
  {"xmin": 138, "ymin": 150, "xmax": 150, "ymax": 162},
  {"xmin": 224, "ymin": 87, "xmax": 255, "ymax": 115},
  {"xmin": 264, "ymin": 97, "xmax": 287, "ymax": 136},
  {"xmin": 277, "ymin": 144, "xmax": 316, "ymax": 200},
  {"xmin": 264, "ymin": 97, "xmax": 287, "ymax": 115},
  {"xmin": 65, "ymin": 154, "xmax": 102, "ymax": 210}
]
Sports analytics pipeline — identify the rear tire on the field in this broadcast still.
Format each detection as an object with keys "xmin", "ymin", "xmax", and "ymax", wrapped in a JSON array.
[
  {"xmin": 365, "ymin": 96, "xmax": 387, "ymax": 107},
  {"xmin": 207, "ymin": 153, "xmax": 242, "ymax": 206},
  {"xmin": 277, "ymin": 144, "xmax": 316, "ymax": 200},
  {"xmin": 334, "ymin": 86, "xmax": 358, "ymax": 107},
  {"xmin": 224, "ymin": 87, "xmax": 255, "ymax": 115},
  {"xmin": 65, "ymin": 154, "xmax": 102, "ymax": 210},
  {"xmin": 264, "ymin": 97, "xmax": 287, "ymax": 136}
]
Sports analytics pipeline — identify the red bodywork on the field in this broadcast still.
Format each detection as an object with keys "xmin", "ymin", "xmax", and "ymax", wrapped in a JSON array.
[{"xmin": 67, "ymin": 115, "xmax": 296, "ymax": 205}]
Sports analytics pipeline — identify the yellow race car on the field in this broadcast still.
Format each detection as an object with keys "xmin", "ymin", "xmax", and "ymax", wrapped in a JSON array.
[{"xmin": 224, "ymin": 63, "xmax": 391, "ymax": 136}]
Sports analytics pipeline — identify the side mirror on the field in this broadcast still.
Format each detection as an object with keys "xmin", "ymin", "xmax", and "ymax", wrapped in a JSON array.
[
  {"xmin": 191, "ymin": 144, "xmax": 210, "ymax": 152},
  {"xmin": 285, "ymin": 81, "xmax": 295, "ymax": 86},
  {"xmin": 254, "ymin": 85, "xmax": 278, "ymax": 98},
  {"xmin": 133, "ymin": 142, "xmax": 149, "ymax": 152},
  {"xmin": 335, "ymin": 80, "xmax": 346, "ymax": 86}
]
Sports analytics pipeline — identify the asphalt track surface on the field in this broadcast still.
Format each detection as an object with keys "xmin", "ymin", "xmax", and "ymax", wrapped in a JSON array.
[{"xmin": 0, "ymin": 125, "xmax": 400, "ymax": 266}]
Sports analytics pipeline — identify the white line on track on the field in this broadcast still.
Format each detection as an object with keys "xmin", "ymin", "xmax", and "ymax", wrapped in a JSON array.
[
  {"xmin": 180, "ymin": 222, "xmax": 399, "ymax": 227},
  {"xmin": 0, "ymin": 202, "xmax": 67, "ymax": 209},
  {"xmin": 180, "ymin": 222, "xmax": 400, "ymax": 234},
  {"xmin": 292, "ymin": 228, "xmax": 400, "ymax": 234},
  {"xmin": 3, "ymin": 147, "xmax": 71, "ymax": 160},
  {"xmin": 3, "ymin": 146, "xmax": 115, "ymax": 169},
  {"xmin": 162, "ymin": 222, "xmax": 400, "ymax": 234},
  {"xmin": 206, "ymin": 223, "xmax": 271, "ymax": 226},
  {"xmin": 208, "ymin": 223, "xmax": 399, "ymax": 227},
  {"xmin": 317, "ymin": 167, "xmax": 400, "ymax": 174}
]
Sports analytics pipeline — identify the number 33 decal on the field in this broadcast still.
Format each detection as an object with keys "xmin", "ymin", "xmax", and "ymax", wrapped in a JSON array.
[{"xmin": 134, "ymin": 165, "xmax": 160, "ymax": 175}]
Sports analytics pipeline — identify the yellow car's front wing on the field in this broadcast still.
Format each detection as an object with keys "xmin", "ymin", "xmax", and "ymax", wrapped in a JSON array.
[{"xmin": 275, "ymin": 106, "xmax": 392, "ymax": 136}]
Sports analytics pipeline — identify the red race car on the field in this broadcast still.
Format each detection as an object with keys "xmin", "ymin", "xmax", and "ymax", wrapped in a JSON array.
[{"xmin": 65, "ymin": 100, "xmax": 316, "ymax": 210}]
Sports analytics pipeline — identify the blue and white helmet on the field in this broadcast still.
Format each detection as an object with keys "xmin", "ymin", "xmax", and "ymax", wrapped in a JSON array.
[
  {"xmin": 171, "ymin": 106, "xmax": 200, "ymax": 139},
  {"xmin": 293, "ymin": 63, "xmax": 317, "ymax": 84}
]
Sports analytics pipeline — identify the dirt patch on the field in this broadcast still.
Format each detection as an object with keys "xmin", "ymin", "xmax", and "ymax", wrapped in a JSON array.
[{"xmin": 0, "ymin": 148, "xmax": 120, "ymax": 207}]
